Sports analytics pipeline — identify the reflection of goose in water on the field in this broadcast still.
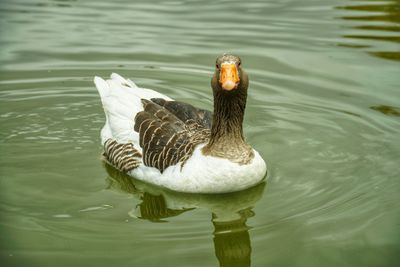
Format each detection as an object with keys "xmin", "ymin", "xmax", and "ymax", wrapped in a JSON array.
[
  {"xmin": 104, "ymin": 164, "xmax": 265, "ymax": 267},
  {"xmin": 212, "ymin": 210, "xmax": 254, "ymax": 267}
]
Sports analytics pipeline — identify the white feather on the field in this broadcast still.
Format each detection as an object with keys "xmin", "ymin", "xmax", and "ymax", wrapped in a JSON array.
[
  {"xmin": 94, "ymin": 73, "xmax": 172, "ymax": 147},
  {"xmin": 129, "ymin": 145, "xmax": 267, "ymax": 194}
]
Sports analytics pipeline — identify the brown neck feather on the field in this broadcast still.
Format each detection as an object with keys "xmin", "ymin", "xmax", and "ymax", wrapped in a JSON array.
[
  {"xmin": 209, "ymin": 88, "xmax": 246, "ymax": 145},
  {"xmin": 202, "ymin": 70, "xmax": 254, "ymax": 164}
]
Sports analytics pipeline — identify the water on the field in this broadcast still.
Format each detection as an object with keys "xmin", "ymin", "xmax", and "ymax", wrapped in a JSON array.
[{"xmin": 0, "ymin": 0, "xmax": 399, "ymax": 266}]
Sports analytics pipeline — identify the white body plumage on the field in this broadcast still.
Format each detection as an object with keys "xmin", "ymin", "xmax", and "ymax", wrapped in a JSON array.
[{"xmin": 95, "ymin": 73, "xmax": 267, "ymax": 193}]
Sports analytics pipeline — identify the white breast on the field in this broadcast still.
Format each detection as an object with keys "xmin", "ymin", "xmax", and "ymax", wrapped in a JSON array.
[{"xmin": 129, "ymin": 145, "xmax": 267, "ymax": 193}]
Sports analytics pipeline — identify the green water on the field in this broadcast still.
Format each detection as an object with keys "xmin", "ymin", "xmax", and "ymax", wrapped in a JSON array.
[{"xmin": 1, "ymin": 0, "xmax": 399, "ymax": 266}]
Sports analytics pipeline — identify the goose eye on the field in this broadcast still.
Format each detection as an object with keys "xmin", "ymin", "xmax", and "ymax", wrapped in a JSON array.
[
  {"xmin": 216, "ymin": 64, "xmax": 219, "ymax": 69},
  {"xmin": 238, "ymin": 62, "xmax": 241, "ymax": 66}
]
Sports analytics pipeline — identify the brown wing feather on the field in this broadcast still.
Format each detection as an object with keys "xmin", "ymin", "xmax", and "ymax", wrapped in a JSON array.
[
  {"xmin": 134, "ymin": 99, "xmax": 210, "ymax": 172},
  {"xmin": 150, "ymin": 98, "xmax": 212, "ymax": 129},
  {"xmin": 103, "ymin": 139, "xmax": 142, "ymax": 172}
]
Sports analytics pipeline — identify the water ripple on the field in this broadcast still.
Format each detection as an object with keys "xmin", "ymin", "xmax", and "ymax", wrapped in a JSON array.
[{"xmin": 1, "ymin": 0, "xmax": 399, "ymax": 266}]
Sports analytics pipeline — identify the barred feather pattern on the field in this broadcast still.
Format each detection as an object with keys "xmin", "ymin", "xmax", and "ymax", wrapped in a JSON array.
[
  {"xmin": 150, "ymin": 98, "xmax": 212, "ymax": 129},
  {"xmin": 103, "ymin": 139, "xmax": 142, "ymax": 172},
  {"xmin": 135, "ymin": 99, "xmax": 211, "ymax": 173}
]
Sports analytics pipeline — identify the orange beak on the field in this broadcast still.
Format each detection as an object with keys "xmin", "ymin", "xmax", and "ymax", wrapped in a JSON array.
[{"xmin": 219, "ymin": 63, "xmax": 240, "ymax": 91}]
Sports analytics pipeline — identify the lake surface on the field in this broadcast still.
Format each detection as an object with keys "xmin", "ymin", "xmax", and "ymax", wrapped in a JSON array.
[{"xmin": 0, "ymin": 0, "xmax": 399, "ymax": 266}]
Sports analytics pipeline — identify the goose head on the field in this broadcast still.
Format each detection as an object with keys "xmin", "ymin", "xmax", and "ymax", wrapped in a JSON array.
[{"xmin": 212, "ymin": 54, "xmax": 249, "ymax": 94}]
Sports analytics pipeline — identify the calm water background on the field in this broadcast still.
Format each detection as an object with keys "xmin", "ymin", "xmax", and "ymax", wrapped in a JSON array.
[{"xmin": 1, "ymin": 0, "xmax": 399, "ymax": 266}]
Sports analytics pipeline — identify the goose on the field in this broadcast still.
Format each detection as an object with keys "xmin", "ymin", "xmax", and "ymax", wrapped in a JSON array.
[{"xmin": 94, "ymin": 54, "xmax": 267, "ymax": 193}]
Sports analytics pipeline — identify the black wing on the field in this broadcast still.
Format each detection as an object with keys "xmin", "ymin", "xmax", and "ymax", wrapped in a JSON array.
[{"xmin": 134, "ymin": 99, "xmax": 210, "ymax": 172}]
